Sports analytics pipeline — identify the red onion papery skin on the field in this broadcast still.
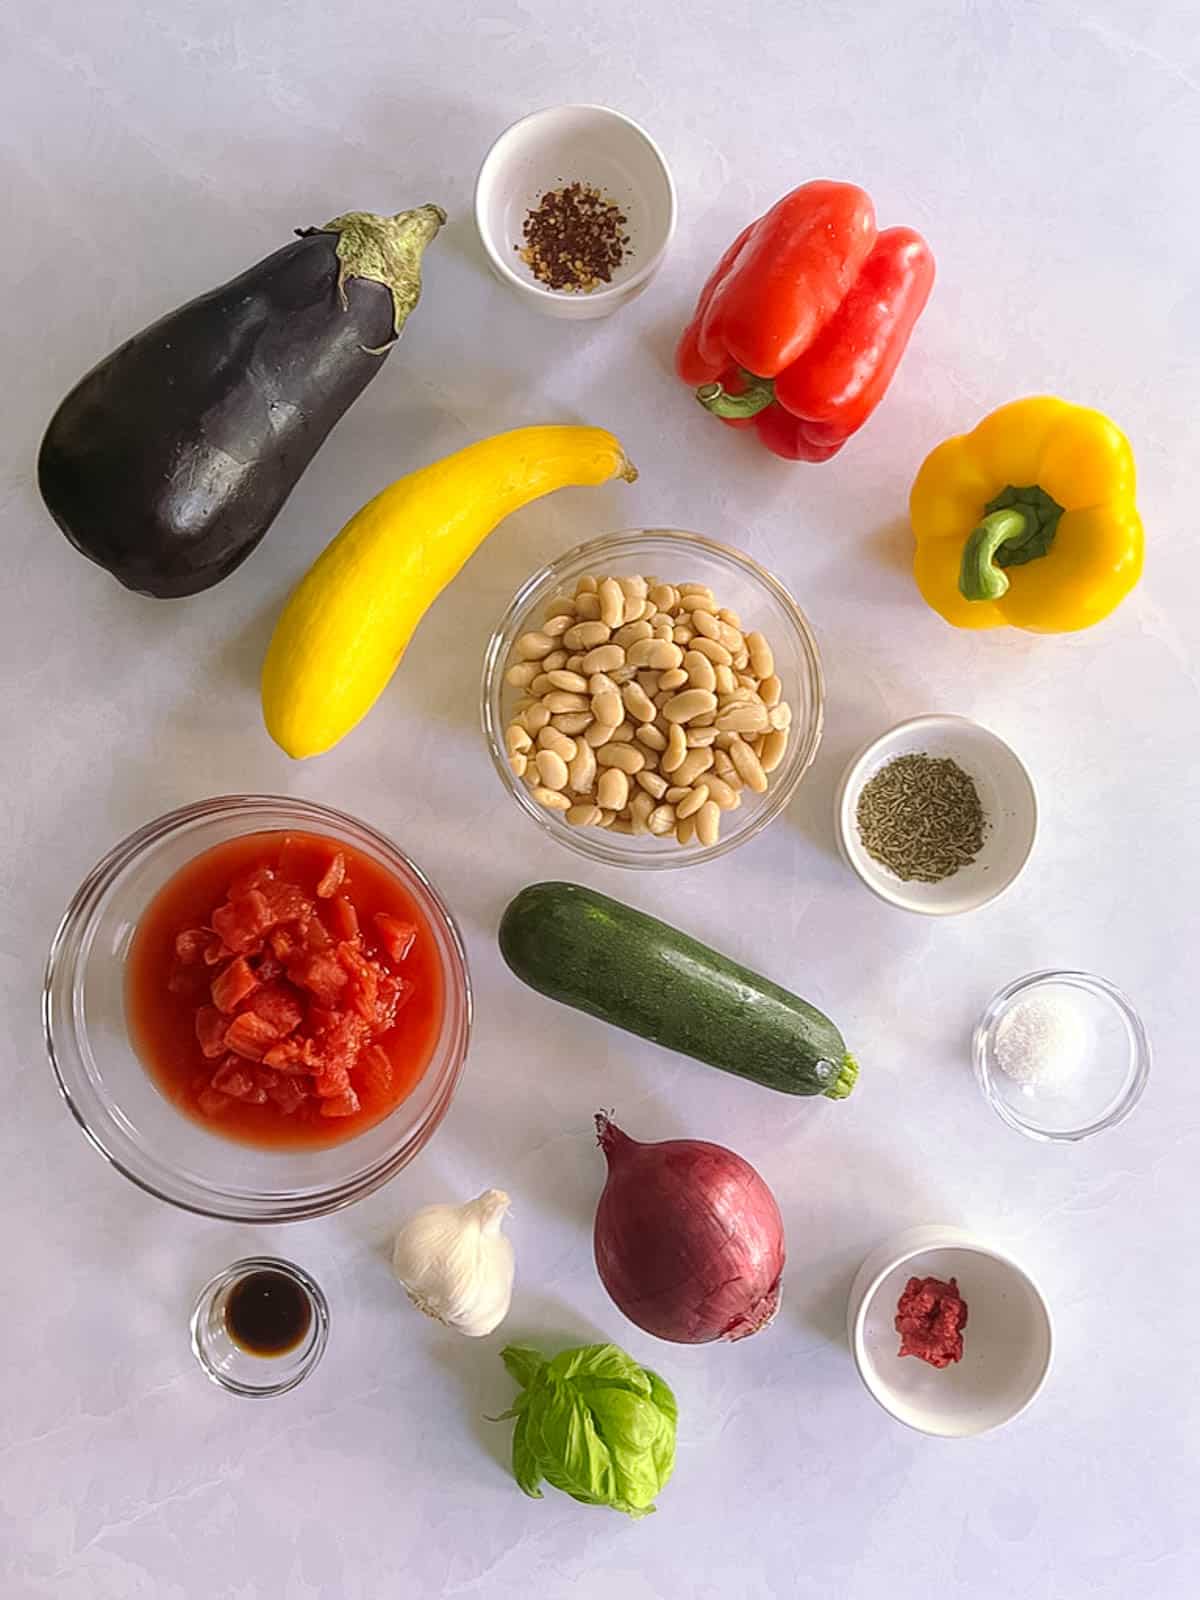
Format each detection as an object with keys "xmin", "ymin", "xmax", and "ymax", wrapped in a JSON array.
[{"xmin": 593, "ymin": 1113, "xmax": 785, "ymax": 1343}]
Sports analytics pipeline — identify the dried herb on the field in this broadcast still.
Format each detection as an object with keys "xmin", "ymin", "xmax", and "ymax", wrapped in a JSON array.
[
  {"xmin": 517, "ymin": 183, "xmax": 630, "ymax": 293},
  {"xmin": 856, "ymin": 752, "xmax": 985, "ymax": 883}
]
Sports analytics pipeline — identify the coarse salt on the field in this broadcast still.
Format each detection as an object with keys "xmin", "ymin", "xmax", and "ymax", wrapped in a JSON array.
[{"xmin": 993, "ymin": 991, "xmax": 1087, "ymax": 1094}]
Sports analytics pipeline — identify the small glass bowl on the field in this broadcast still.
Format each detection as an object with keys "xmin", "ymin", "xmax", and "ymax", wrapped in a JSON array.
[
  {"xmin": 191, "ymin": 1257, "xmax": 329, "ymax": 1397},
  {"xmin": 973, "ymin": 970, "xmax": 1150, "ymax": 1142},
  {"xmin": 44, "ymin": 795, "xmax": 471, "ymax": 1221},
  {"xmin": 481, "ymin": 529, "xmax": 825, "ymax": 868}
]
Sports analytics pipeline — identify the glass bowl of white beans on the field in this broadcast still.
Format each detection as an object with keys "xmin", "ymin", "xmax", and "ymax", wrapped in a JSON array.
[{"xmin": 482, "ymin": 529, "xmax": 825, "ymax": 868}]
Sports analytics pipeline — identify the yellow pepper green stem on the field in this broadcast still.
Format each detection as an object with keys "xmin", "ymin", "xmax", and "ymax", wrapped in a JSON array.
[
  {"xmin": 910, "ymin": 396, "xmax": 1143, "ymax": 634},
  {"xmin": 961, "ymin": 509, "xmax": 1030, "ymax": 601}
]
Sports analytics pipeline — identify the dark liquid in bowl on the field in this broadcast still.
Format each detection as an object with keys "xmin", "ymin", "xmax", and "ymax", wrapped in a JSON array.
[{"xmin": 225, "ymin": 1269, "xmax": 313, "ymax": 1356}]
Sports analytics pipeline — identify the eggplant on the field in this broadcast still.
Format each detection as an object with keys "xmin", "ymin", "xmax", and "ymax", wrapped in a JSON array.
[{"xmin": 38, "ymin": 205, "xmax": 445, "ymax": 598}]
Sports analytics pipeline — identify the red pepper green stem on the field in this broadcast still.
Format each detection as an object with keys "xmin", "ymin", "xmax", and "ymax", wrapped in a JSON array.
[
  {"xmin": 696, "ymin": 373, "xmax": 776, "ymax": 419},
  {"xmin": 959, "ymin": 509, "xmax": 1031, "ymax": 602}
]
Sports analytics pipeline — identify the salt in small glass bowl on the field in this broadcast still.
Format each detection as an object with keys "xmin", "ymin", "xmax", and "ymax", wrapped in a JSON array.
[
  {"xmin": 190, "ymin": 1256, "xmax": 329, "ymax": 1398},
  {"xmin": 481, "ymin": 528, "xmax": 825, "ymax": 869},
  {"xmin": 973, "ymin": 969, "xmax": 1150, "ymax": 1142}
]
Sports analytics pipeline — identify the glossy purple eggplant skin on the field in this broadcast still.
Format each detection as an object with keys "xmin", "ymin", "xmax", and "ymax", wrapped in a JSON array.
[{"xmin": 38, "ymin": 231, "xmax": 396, "ymax": 598}]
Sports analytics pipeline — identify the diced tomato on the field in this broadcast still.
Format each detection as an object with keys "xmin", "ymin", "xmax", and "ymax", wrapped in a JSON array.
[
  {"xmin": 136, "ymin": 830, "xmax": 438, "ymax": 1149},
  {"xmin": 299, "ymin": 916, "xmax": 332, "ymax": 953},
  {"xmin": 175, "ymin": 928, "xmax": 210, "ymax": 965},
  {"xmin": 287, "ymin": 951, "xmax": 347, "ymax": 1007},
  {"xmin": 210, "ymin": 956, "xmax": 260, "ymax": 1014},
  {"xmin": 212, "ymin": 1058, "xmax": 265, "ymax": 1101},
  {"xmin": 373, "ymin": 913, "xmax": 418, "ymax": 963},
  {"xmin": 263, "ymin": 1036, "xmax": 319, "ymax": 1073},
  {"xmin": 224, "ymin": 1011, "xmax": 281, "ymax": 1062},
  {"xmin": 228, "ymin": 864, "xmax": 275, "ymax": 898},
  {"xmin": 376, "ymin": 973, "xmax": 413, "ymax": 1027},
  {"xmin": 259, "ymin": 879, "xmax": 314, "ymax": 925},
  {"xmin": 329, "ymin": 895, "xmax": 360, "ymax": 942},
  {"xmin": 357, "ymin": 1044, "xmax": 394, "ymax": 1097},
  {"xmin": 195, "ymin": 1004, "xmax": 230, "ymax": 1059},
  {"xmin": 248, "ymin": 983, "xmax": 304, "ymax": 1036},
  {"xmin": 197, "ymin": 1087, "xmax": 234, "ymax": 1118},
  {"xmin": 319, "ymin": 1088, "xmax": 361, "ymax": 1118},
  {"xmin": 211, "ymin": 890, "xmax": 272, "ymax": 954},
  {"xmin": 316, "ymin": 851, "xmax": 346, "ymax": 899},
  {"xmin": 267, "ymin": 1076, "xmax": 307, "ymax": 1115}
]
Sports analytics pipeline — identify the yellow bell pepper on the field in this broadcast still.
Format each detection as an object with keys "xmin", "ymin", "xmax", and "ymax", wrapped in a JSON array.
[{"xmin": 910, "ymin": 396, "xmax": 1143, "ymax": 632}]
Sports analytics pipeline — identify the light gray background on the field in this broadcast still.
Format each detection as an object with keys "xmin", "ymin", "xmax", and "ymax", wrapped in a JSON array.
[{"xmin": 3, "ymin": 1, "xmax": 1197, "ymax": 1595}]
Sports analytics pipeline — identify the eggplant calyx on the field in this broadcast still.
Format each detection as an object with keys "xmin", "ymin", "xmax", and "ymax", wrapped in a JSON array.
[{"xmin": 314, "ymin": 203, "xmax": 447, "ymax": 348}]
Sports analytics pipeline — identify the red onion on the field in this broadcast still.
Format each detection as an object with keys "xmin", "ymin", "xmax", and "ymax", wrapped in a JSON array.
[{"xmin": 593, "ymin": 1113, "xmax": 785, "ymax": 1344}]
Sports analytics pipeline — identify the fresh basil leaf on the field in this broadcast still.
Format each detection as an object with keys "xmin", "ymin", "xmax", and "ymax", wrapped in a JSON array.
[
  {"xmin": 535, "ymin": 1389, "xmax": 617, "ymax": 1508},
  {"xmin": 501, "ymin": 1344, "xmax": 546, "ymax": 1391},
  {"xmin": 646, "ymin": 1370, "xmax": 677, "ymax": 1428},
  {"xmin": 588, "ymin": 1386, "xmax": 661, "ymax": 1454},
  {"xmin": 548, "ymin": 1343, "xmax": 648, "ymax": 1390},
  {"xmin": 511, "ymin": 1411, "xmax": 543, "ymax": 1500}
]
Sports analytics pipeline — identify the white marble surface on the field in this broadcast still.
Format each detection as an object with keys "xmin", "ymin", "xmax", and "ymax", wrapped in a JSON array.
[{"xmin": 3, "ymin": 1, "xmax": 1198, "ymax": 1595}]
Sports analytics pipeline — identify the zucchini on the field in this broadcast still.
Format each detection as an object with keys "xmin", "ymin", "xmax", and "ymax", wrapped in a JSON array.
[{"xmin": 498, "ymin": 882, "xmax": 857, "ymax": 1100}]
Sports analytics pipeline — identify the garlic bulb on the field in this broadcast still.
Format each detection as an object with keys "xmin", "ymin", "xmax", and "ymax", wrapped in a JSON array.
[{"xmin": 391, "ymin": 1189, "xmax": 515, "ymax": 1337}]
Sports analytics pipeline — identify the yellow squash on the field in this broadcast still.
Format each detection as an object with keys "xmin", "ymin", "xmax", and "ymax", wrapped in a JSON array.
[{"xmin": 262, "ymin": 425, "xmax": 636, "ymax": 758}]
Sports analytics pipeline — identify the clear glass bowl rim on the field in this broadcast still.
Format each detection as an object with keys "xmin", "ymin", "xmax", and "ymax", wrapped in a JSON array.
[
  {"xmin": 43, "ymin": 794, "xmax": 472, "ymax": 1221},
  {"xmin": 480, "ymin": 527, "xmax": 826, "ymax": 869},
  {"xmin": 189, "ymin": 1254, "xmax": 330, "ymax": 1398},
  {"xmin": 972, "ymin": 968, "xmax": 1150, "ymax": 1142}
]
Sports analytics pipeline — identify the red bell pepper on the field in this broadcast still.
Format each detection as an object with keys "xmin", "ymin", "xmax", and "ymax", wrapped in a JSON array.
[{"xmin": 676, "ymin": 181, "xmax": 935, "ymax": 462}]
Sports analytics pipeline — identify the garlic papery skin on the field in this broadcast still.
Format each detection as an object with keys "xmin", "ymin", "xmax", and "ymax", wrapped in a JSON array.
[{"xmin": 391, "ymin": 1189, "xmax": 515, "ymax": 1337}]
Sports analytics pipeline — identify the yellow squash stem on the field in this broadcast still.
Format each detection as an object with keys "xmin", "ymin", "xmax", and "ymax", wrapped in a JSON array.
[{"xmin": 262, "ymin": 425, "xmax": 637, "ymax": 758}]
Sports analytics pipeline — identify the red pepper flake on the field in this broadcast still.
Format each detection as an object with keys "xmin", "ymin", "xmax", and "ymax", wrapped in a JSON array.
[
  {"xmin": 517, "ymin": 182, "xmax": 631, "ymax": 293},
  {"xmin": 895, "ymin": 1275, "xmax": 968, "ymax": 1368}
]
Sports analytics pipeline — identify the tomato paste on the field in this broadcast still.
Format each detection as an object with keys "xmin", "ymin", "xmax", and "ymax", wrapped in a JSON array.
[
  {"xmin": 894, "ymin": 1275, "xmax": 968, "ymax": 1368},
  {"xmin": 126, "ymin": 831, "xmax": 443, "ymax": 1148}
]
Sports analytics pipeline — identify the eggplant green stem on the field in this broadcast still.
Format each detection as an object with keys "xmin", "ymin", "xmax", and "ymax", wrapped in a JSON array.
[
  {"xmin": 960, "ymin": 509, "xmax": 1030, "ymax": 602},
  {"xmin": 696, "ymin": 371, "xmax": 776, "ymax": 419},
  {"xmin": 308, "ymin": 203, "xmax": 447, "ymax": 348}
]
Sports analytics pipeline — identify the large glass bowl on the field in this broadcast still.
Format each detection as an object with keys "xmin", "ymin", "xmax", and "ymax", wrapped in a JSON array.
[
  {"xmin": 44, "ymin": 796, "xmax": 471, "ymax": 1221},
  {"xmin": 481, "ymin": 529, "xmax": 825, "ymax": 868}
]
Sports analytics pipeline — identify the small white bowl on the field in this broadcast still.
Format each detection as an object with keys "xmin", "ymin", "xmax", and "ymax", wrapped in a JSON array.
[
  {"xmin": 847, "ymin": 1226, "xmax": 1053, "ymax": 1439},
  {"xmin": 835, "ymin": 714, "xmax": 1037, "ymax": 915},
  {"xmin": 474, "ymin": 105, "xmax": 676, "ymax": 319}
]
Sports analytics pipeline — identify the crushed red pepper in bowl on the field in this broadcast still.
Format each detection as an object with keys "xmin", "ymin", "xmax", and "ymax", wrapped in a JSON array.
[
  {"xmin": 517, "ymin": 182, "xmax": 631, "ymax": 292},
  {"xmin": 894, "ymin": 1274, "xmax": 968, "ymax": 1368}
]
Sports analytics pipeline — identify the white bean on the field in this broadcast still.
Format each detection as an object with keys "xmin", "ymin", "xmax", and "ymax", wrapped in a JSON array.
[
  {"xmin": 663, "ymin": 689, "xmax": 718, "ymax": 724},
  {"xmin": 747, "ymin": 631, "xmax": 774, "ymax": 679},
  {"xmin": 597, "ymin": 767, "xmax": 630, "ymax": 811},
  {"xmin": 537, "ymin": 726, "xmax": 576, "ymax": 760},
  {"xmin": 532, "ymin": 786, "xmax": 571, "ymax": 811},
  {"xmin": 684, "ymin": 650, "xmax": 717, "ymax": 692},
  {"xmin": 595, "ymin": 743, "xmax": 645, "ymax": 774},
  {"xmin": 564, "ymin": 620, "xmax": 611, "ymax": 651},
  {"xmin": 535, "ymin": 750, "xmax": 569, "ymax": 790},
  {"xmin": 515, "ymin": 631, "xmax": 555, "ymax": 660},
  {"xmin": 729, "ymin": 736, "xmax": 768, "ymax": 793},
  {"xmin": 760, "ymin": 728, "xmax": 788, "ymax": 772},
  {"xmin": 568, "ymin": 742, "xmax": 596, "ymax": 793},
  {"xmin": 581, "ymin": 643, "xmax": 626, "ymax": 675},
  {"xmin": 695, "ymin": 800, "xmax": 721, "ymax": 846},
  {"xmin": 675, "ymin": 784, "xmax": 709, "ymax": 820},
  {"xmin": 599, "ymin": 577, "xmax": 625, "ymax": 628}
]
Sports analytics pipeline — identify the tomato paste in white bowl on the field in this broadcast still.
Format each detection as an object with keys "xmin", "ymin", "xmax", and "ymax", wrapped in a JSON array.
[{"xmin": 847, "ymin": 1225, "xmax": 1053, "ymax": 1438}]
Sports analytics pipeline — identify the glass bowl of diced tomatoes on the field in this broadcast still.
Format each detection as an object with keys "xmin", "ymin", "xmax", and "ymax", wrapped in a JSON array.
[{"xmin": 44, "ymin": 795, "xmax": 471, "ymax": 1222}]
